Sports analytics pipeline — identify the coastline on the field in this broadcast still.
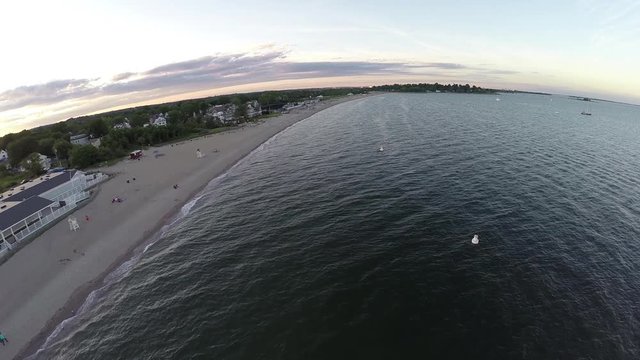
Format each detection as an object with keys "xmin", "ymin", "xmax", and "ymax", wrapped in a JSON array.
[{"xmin": 0, "ymin": 94, "xmax": 372, "ymax": 360}]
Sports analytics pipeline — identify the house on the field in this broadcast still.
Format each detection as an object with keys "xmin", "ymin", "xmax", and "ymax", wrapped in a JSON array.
[
  {"xmin": 246, "ymin": 100, "xmax": 262, "ymax": 118},
  {"xmin": 21, "ymin": 153, "xmax": 51, "ymax": 172},
  {"xmin": 37, "ymin": 154, "xmax": 51, "ymax": 171},
  {"xmin": 150, "ymin": 113, "xmax": 168, "ymax": 127},
  {"xmin": 206, "ymin": 104, "xmax": 237, "ymax": 124},
  {"xmin": 70, "ymin": 134, "xmax": 90, "ymax": 145},
  {"xmin": 0, "ymin": 150, "xmax": 7, "ymax": 169},
  {"xmin": 282, "ymin": 99, "xmax": 318, "ymax": 112},
  {"xmin": 113, "ymin": 119, "xmax": 131, "ymax": 130}
]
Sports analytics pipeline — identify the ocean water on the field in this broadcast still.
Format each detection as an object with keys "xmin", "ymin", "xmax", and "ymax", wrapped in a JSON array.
[{"xmin": 31, "ymin": 93, "xmax": 640, "ymax": 359}]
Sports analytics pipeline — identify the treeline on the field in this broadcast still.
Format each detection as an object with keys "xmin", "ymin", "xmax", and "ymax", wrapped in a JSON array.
[
  {"xmin": 371, "ymin": 83, "xmax": 497, "ymax": 94},
  {"xmin": 0, "ymin": 87, "xmax": 367, "ymax": 183}
]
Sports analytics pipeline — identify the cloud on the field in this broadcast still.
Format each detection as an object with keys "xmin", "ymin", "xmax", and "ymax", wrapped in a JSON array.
[
  {"xmin": 112, "ymin": 72, "xmax": 135, "ymax": 81},
  {"xmin": 0, "ymin": 50, "xmax": 518, "ymax": 134},
  {"xmin": 0, "ymin": 79, "xmax": 95, "ymax": 111}
]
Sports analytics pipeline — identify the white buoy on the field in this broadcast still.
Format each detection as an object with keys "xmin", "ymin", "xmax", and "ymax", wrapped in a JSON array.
[{"xmin": 471, "ymin": 234, "xmax": 479, "ymax": 245}]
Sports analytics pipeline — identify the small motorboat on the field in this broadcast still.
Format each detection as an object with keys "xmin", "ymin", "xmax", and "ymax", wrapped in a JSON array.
[
  {"xmin": 471, "ymin": 234, "xmax": 479, "ymax": 245},
  {"xmin": 378, "ymin": 146, "xmax": 384, "ymax": 152}
]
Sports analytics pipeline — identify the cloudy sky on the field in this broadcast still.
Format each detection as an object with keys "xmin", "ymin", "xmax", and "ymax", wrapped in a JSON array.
[{"xmin": 1, "ymin": 0, "xmax": 639, "ymax": 135}]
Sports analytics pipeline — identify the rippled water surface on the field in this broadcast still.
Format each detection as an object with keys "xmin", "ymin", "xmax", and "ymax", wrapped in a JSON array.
[{"xmin": 35, "ymin": 94, "xmax": 640, "ymax": 359}]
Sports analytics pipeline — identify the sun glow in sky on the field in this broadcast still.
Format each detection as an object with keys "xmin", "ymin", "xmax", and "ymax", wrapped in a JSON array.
[{"xmin": 1, "ymin": 0, "xmax": 639, "ymax": 135}]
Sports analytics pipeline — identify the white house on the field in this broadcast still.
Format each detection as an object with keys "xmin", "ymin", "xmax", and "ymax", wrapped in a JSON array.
[
  {"xmin": 0, "ymin": 150, "xmax": 8, "ymax": 169},
  {"xmin": 150, "ymin": 113, "xmax": 168, "ymax": 127},
  {"xmin": 206, "ymin": 104, "xmax": 236, "ymax": 124},
  {"xmin": 246, "ymin": 100, "xmax": 262, "ymax": 118},
  {"xmin": 70, "ymin": 134, "xmax": 90, "ymax": 145},
  {"xmin": 20, "ymin": 153, "xmax": 51, "ymax": 172},
  {"xmin": 113, "ymin": 120, "xmax": 131, "ymax": 130},
  {"xmin": 37, "ymin": 154, "xmax": 51, "ymax": 171}
]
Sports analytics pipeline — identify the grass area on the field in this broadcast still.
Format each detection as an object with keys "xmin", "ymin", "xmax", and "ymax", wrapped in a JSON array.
[{"xmin": 0, "ymin": 173, "xmax": 26, "ymax": 192}]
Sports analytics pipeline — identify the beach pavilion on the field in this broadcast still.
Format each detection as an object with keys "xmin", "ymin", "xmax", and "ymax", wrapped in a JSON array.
[{"xmin": 0, "ymin": 170, "xmax": 107, "ymax": 259}]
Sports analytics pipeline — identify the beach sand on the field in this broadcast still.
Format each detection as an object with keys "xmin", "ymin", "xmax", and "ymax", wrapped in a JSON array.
[{"xmin": 0, "ymin": 94, "xmax": 370, "ymax": 360}]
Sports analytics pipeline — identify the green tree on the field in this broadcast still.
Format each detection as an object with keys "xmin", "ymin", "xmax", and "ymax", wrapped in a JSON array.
[
  {"xmin": 0, "ymin": 133, "xmax": 17, "ymax": 150},
  {"xmin": 70, "ymin": 145, "xmax": 101, "ymax": 168},
  {"xmin": 130, "ymin": 112, "xmax": 149, "ymax": 128},
  {"xmin": 258, "ymin": 93, "xmax": 276, "ymax": 111},
  {"xmin": 53, "ymin": 139, "xmax": 73, "ymax": 160},
  {"xmin": 38, "ymin": 138, "xmax": 56, "ymax": 157},
  {"xmin": 167, "ymin": 109, "xmax": 185, "ymax": 125},
  {"xmin": 88, "ymin": 118, "xmax": 109, "ymax": 138},
  {"xmin": 21, "ymin": 153, "xmax": 45, "ymax": 177},
  {"xmin": 7, "ymin": 136, "xmax": 38, "ymax": 167},
  {"xmin": 51, "ymin": 121, "xmax": 69, "ymax": 134},
  {"xmin": 232, "ymin": 98, "xmax": 247, "ymax": 120}
]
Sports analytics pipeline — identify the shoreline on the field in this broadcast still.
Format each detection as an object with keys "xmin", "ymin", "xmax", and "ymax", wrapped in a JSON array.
[{"xmin": 1, "ymin": 94, "xmax": 372, "ymax": 360}]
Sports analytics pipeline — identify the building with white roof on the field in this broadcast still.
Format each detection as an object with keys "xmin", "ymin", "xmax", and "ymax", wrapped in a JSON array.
[{"xmin": 0, "ymin": 170, "xmax": 108, "ymax": 259}]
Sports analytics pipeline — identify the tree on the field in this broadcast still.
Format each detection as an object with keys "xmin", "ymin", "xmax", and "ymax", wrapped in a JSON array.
[
  {"xmin": 21, "ymin": 153, "xmax": 45, "ymax": 177},
  {"xmin": 232, "ymin": 97, "xmax": 247, "ymax": 120},
  {"xmin": 88, "ymin": 118, "xmax": 109, "ymax": 138},
  {"xmin": 259, "ymin": 92, "xmax": 276, "ymax": 111},
  {"xmin": 70, "ymin": 145, "xmax": 101, "ymax": 168},
  {"xmin": 51, "ymin": 121, "xmax": 69, "ymax": 134},
  {"xmin": 130, "ymin": 112, "xmax": 148, "ymax": 128},
  {"xmin": 167, "ymin": 109, "xmax": 185, "ymax": 125},
  {"xmin": 7, "ymin": 136, "xmax": 38, "ymax": 167},
  {"xmin": 0, "ymin": 133, "xmax": 17, "ymax": 150},
  {"xmin": 38, "ymin": 138, "xmax": 56, "ymax": 157},
  {"xmin": 53, "ymin": 139, "xmax": 73, "ymax": 160}
]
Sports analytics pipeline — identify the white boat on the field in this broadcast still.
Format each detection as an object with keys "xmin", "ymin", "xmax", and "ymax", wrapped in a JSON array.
[
  {"xmin": 471, "ymin": 234, "xmax": 479, "ymax": 245},
  {"xmin": 378, "ymin": 146, "xmax": 384, "ymax": 152}
]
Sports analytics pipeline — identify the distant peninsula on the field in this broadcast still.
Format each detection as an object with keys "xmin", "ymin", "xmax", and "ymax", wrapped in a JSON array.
[{"xmin": 370, "ymin": 83, "xmax": 498, "ymax": 94}]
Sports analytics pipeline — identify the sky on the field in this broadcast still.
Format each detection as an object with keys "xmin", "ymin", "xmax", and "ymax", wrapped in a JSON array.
[{"xmin": 1, "ymin": 0, "xmax": 639, "ymax": 136}]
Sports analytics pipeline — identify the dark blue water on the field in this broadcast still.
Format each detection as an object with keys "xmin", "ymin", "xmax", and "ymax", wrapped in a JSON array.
[{"xmin": 33, "ymin": 94, "xmax": 640, "ymax": 359}]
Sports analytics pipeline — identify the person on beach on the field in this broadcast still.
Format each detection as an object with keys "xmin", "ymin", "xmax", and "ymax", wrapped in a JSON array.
[{"xmin": 0, "ymin": 331, "xmax": 8, "ymax": 345}]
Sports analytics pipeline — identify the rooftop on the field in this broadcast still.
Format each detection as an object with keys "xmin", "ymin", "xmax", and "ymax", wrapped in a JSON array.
[
  {"xmin": 0, "ymin": 196, "xmax": 53, "ymax": 232},
  {"xmin": 0, "ymin": 171, "xmax": 76, "ymax": 204}
]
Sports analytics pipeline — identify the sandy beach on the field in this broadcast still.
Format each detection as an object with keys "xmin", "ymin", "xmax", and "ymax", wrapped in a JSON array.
[{"xmin": 0, "ymin": 94, "xmax": 370, "ymax": 360}]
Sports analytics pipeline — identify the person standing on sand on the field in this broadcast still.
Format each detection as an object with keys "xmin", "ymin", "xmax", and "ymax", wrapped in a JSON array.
[{"xmin": 0, "ymin": 331, "xmax": 8, "ymax": 345}]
